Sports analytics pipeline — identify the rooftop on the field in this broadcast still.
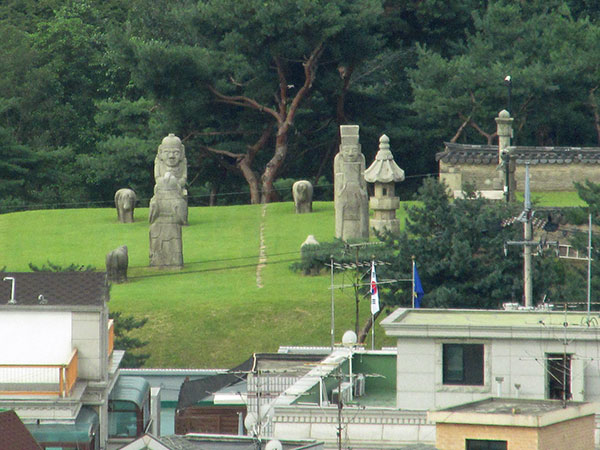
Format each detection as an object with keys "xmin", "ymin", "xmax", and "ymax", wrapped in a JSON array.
[
  {"xmin": 381, "ymin": 308, "xmax": 600, "ymax": 339},
  {"xmin": 0, "ymin": 272, "xmax": 108, "ymax": 307},
  {"xmin": 429, "ymin": 397, "xmax": 599, "ymax": 428},
  {"xmin": 0, "ymin": 410, "xmax": 42, "ymax": 450},
  {"xmin": 120, "ymin": 433, "xmax": 323, "ymax": 450},
  {"xmin": 437, "ymin": 142, "xmax": 600, "ymax": 165}
]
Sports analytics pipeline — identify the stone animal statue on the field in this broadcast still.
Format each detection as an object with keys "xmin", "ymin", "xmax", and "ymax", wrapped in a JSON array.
[
  {"xmin": 292, "ymin": 180, "xmax": 313, "ymax": 214},
  {"xmin": 106, "ymin": 245, "xmax": 129, "ymax": 283},
  {"xmin": 114, "ymin": 188, "xmax": 137, "ymax": 223}
]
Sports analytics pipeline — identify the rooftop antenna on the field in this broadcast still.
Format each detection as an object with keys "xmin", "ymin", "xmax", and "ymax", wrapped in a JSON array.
[{"xmin": 3, "ymin": 277, "xmax": 16, "ymax": 304}]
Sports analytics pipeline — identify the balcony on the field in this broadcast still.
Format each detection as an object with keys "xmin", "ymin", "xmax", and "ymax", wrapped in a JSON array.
[{"xmin": 0, "ymin": 349, "xmax": 78, "ymax": 397}]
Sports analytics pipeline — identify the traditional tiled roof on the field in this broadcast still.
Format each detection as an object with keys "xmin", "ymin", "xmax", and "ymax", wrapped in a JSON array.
[
  {"xmin": 0, "ymin": 272, "xmax": 108, "ymax": 307},
  {"xmin": 437, "ymin": 142, "xmax": 600, "ymax": 164},
  {"xmin": 0, "ymin": 410, "xmax": 43, "ymax": 450}
]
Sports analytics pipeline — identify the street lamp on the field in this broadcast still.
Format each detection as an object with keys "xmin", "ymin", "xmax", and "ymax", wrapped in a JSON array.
[{"xmin": 504, "ymin": 75, "xmax": 512, "ymax": 114}]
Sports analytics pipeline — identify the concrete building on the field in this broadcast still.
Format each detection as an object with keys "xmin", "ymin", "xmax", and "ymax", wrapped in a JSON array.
[
  {"xmin": 0, "ymin": 272, "xmax": 153, "ymax": 450},
  {"xmin": 429, "ymin": 397, "xmax": 597, "ymax": 450},
  {"xmin": 260, "ymin": 308, "xmax": 600, "ymax": 448},
  {"xmin": 0, "ymin": 272, "xmax": 119, "ymax": 449},
  {"xmin": 380, "ymin": 308, "xmax": 600, "ymax": 445}
]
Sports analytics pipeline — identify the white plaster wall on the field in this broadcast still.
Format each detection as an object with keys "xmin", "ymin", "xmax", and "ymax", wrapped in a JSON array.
[
  {"xmin": 395, "ymin": 336, "xmax": 600, "ymax": 410},
  {"xmin": 0, "ymin": 311, "xmax": 71, "ymax": 364},
  {"xmin": 72, "ymin": 311, "xmax": 102, "ymax": 380},
  {"xmin": 396, "ymin": 338, "xmax": 436, "ymax": 409}
]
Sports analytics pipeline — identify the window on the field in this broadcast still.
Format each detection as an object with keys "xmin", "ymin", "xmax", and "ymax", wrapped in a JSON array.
[
  {"xmin": 547, "ymin": 353, "xmax": 571, "ymax": 400},
  {"xmin": 466, "ymin": 439, "xmax": 507, "ymax": 450},
  {"xmin": 443, "ymin": 343, "xmax": 484, "ymax": 385}
]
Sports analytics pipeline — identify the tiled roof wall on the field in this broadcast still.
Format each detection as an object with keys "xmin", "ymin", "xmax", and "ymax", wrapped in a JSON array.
[
  {"xmin": 0, "ymin": 272, "xmax": 108, "ymax": 306},
  {"xmin": 438, "ymin": 143, "xmax": 600, "ymax": 165}
]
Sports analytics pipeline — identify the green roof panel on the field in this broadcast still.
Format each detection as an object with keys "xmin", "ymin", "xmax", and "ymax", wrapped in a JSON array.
[
  {"xmin": 110, "ymin": 376, "xmax": 150, "ymax": 409},
  {"xmin": 26, "ymin": 407, "xmax": 98, "ymax": 443}
]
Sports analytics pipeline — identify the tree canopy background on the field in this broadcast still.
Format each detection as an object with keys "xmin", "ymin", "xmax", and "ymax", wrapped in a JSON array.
[{"xmin": 2, "ymin": 0, "xmax": 600, "ymax": 211}]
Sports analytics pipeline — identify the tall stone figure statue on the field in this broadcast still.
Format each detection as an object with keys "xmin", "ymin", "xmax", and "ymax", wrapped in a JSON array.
[
  {"xmin": 334, "ymin": 125, "xmax": 369, "ymax": 240},
  {"xmin": 149, "ymin": 172, "xmax": 186, "ymax": 268},
  {"xmin": 155, "ymin": 133, "xmax": 188, "ymax": 224}
]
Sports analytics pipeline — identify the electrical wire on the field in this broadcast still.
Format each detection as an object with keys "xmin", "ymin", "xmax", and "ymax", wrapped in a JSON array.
[{"xmin": 0, "ymin": 173, "xmax": 439, "ymax": 212}]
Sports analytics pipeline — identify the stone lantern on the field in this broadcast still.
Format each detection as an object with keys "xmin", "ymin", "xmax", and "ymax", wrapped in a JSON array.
[{"xmin": 364, "ymin": 134, "xmax": 405, "ymax": 235}]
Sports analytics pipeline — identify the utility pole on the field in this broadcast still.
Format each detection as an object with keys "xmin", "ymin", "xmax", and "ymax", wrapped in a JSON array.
[
  {"xmin": 523, "ymin": 164, "xmax": 533, "ymax": 307},
  {"xmin": 587, "ymin": 213, "xmax": 593, "ymax": 320},
  {"xmin": 504, "ymin": 164, "xmax": 534, "ymax": 307}
]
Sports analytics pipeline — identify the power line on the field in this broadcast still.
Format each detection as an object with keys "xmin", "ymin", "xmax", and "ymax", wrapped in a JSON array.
[
  {"xmin": 125, "ymin": 249, "xmax": 306, "ymax": 270},
  {"xmin": 127, "ymin": 257, "xmax": 302, "ymax": 280},
  {"xmin": 1, "ymin": 173, "xmax": 439, "ymax": 212}
]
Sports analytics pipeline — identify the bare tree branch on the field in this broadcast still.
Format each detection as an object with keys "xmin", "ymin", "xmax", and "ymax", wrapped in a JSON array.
[
  {"xmin": 589, "ymin": 86, "xmax": 600, "ymax": 145},
  {"xmin": 198, "ymin": 144, "xmax": 243, "ymax": 160},
  {"xmin": 285, "ymin": 41, "xmax": 325, "ymax": 128},
  {"xmin": 208, "ymin": 85, "xmax": 281, "ymax": 122}
]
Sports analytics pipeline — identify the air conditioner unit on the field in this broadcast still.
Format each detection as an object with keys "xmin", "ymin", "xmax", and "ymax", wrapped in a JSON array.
[
  {"xmin": 331, "ymin": 382, "xmax": 352, "ymax": 405},
  {"xmin": 354, "ymin": 373, "xmax": 365, "ymax": 397}
]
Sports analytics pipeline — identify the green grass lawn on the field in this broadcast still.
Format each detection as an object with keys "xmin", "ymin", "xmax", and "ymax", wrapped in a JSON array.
[
  {"xmin": 515, "ymin": 191, "xmax": 586, "ymax": 207},
  {"xmin": 0, "ymin": 202, "xmax": 397, "ymax": 368},
  {"xmin": 0, "ymin": 193, "xmax": 586, "ymax": 368}
]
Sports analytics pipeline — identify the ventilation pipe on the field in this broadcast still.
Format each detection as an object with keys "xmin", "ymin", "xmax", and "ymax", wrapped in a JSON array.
[
  {"xmin": 3, "ymin": 277, "xmax": 16, "ymax": 304},
  {"xmin": 514, "ymin": 383, "xmax": 521, "ymax": 398},
  {"xmin": 495, "ymin": 377, "xmax": 504, "ymax": 397}
]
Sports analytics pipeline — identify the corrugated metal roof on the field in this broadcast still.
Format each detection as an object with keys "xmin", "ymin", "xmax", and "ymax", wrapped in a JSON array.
[{"xmin": 0, "ymin": 272, "xmax": 108, "ymax": 307}]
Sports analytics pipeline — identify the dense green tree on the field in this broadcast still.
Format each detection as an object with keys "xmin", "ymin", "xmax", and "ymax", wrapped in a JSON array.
[
  {"xmin": 380, "ymin": 179, "xmax": 572, "ymax": 311},
  {"xmin": 109, "ymin": 311, "xmax": 149, "ymax": 368},
  {"xmin": 0, "ymin": 126, "xmax": 38, "ymax": 212},
  {"xmin": 409, "ymin": 1, "xmax": 600, "ymax": 150},
  {"xmin": 128, "ymin": 0, "xmax": 384, "ymax": 203},
  {"xmin": 294, "ymin": 178, "xmax": 575, "ymax": 342}
]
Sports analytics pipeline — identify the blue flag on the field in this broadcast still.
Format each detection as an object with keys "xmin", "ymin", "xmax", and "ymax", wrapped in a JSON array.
[{"xmin": 413, "ymin": 264, "xmax": 424, "ymax": 308}]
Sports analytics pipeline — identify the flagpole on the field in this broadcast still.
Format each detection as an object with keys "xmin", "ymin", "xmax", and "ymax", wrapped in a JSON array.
[
  {"xmin": 412, "ymin": 255, "xmax": 415, "ymax": 308},
  {"xmin": 330, "ymin": 255, "xmax": 335, "ymax": 350},
  {"xmin": 372, "ymin": 259, "xmax": 375, "ymax": 350}
]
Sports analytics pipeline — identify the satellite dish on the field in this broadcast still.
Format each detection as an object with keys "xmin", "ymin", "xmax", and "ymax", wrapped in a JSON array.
[
  {"xmin": 342, "ymin": 330, "xmax": 357, "ymax": 347},
  {"xmin": 244, "ymin": 412, "xmax": 258, "ymax": 432},
  {"xmin": 265, "ymin": 440, "xmax": 283, "ymax": 450}
]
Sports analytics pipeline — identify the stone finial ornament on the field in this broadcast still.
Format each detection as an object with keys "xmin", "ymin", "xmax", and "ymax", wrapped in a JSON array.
[
  {"xmin": 149, "ymin": 172, "xmax": 186, "ymax": 268},
  {"xmin": 114, "ymin": 188, "xmax": 137, "ymax": 223},
  {"xmin": 301, "ymin": 234, "xmax": 320, "ymax": 248},
  {"xmin": 155, "ymin": 133, "xmax": 188, "ymax": 225},
  {"xmin": 495, "ymin": 110, "xmax": 516, "ymax": 201},
  {"xmin": 364, "ymin": 135, "xmax": 405, "ymax": 184},
  {"xmin": 364, "ymin": 134, "xmax": 405, "ymax": 235},
  {"xmin": 292, "ymin": 180, "xmax": 313, "ymax": 213},
  {"xmin": 334, "ymin": 125, "xmax": 369, "ymax": 241}
]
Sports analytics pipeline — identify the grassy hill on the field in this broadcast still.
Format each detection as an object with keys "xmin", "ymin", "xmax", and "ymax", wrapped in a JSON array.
[
  {"xmin": 0, "ymin": 201, "xmax": 399, "ymax": 368},
  {"xmin": 0, "ymin": 191, "xmax": 584, "ymax": 368}
]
